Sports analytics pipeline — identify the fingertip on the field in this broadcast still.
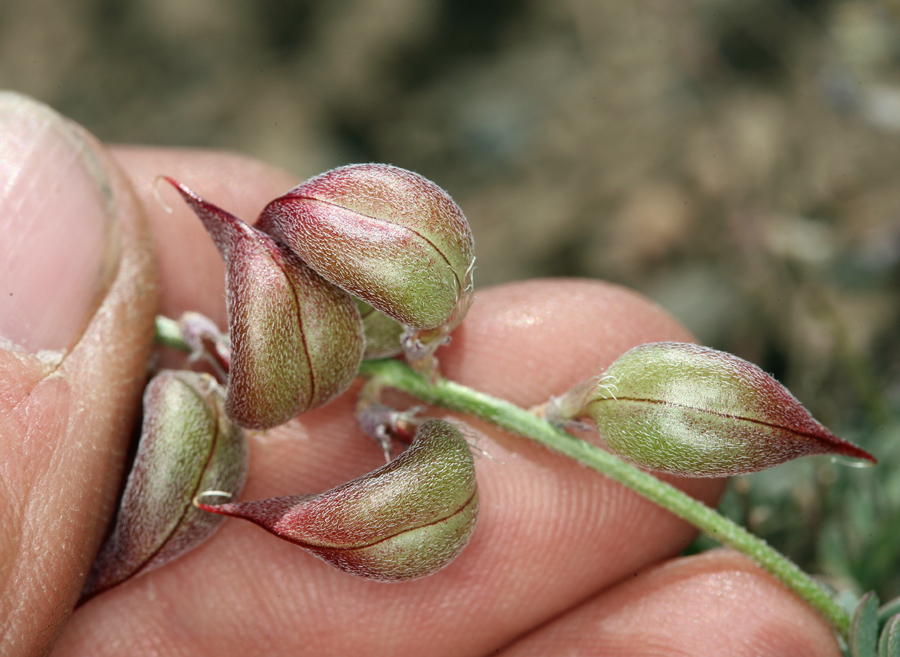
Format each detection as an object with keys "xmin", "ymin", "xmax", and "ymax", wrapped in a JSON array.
[
  {"xmin": 441, "ymin": 277, "xmax": 694, "ymax": 406},
  {"xmin": 0, "ymin": 98, "xmax": 158, "ymax": 655},
  {"xmin": 500, "ymin": 549, "xmax": 841, "ymax": 657}
]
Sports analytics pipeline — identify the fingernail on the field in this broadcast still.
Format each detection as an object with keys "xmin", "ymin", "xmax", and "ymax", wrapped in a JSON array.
[{"xmin": 0, "ymin": 92, "xmax": 119, "ymax": 357}]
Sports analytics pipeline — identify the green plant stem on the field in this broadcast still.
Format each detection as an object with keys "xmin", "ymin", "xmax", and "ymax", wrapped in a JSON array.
[
  {"xmin": 357, "ymin": 357, "xmax": 851, "ymax": 640},
  {"xmin": 154, "ymin": 315, "xmax": 850, "ymax": 639},
  {"xmin": 156, "ymin": 315, "xmax": 190, "ymax": 352}
]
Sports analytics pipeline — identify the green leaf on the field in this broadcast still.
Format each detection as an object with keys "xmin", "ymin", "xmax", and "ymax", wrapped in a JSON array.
[
  {"xmin": 880, "ymin": 597, "xmax": 900, "ymax": 627},
  {"xmin": 878, "ymin": 614, "xmax": 900, "ymax": 657},
  {"xmin": 850, "ymin": 591, "xmax": 880, "ymax": 657}
]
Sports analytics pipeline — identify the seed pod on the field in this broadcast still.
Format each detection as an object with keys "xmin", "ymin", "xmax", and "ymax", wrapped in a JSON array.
[
  {"xmin": 196, "ymin": 419, "xmax": 478, "ymax": 581},
  {"xmin": 356, "ymin": 299, "xmax": 404, "ymax": 359},
  {"xmin": 167, "ymin": 179, "xmax": 365, "ymax": 429},
  {"xmin": 256, "ymin": 164, "xmax": 475, "ymax": 331},
  {"xmin": 584, "ymin": 342, "xmax": 875, "ymax": 477},
  {"xmin": 79, "ymin": 371, "xmax": 248, "ymax": 603}
]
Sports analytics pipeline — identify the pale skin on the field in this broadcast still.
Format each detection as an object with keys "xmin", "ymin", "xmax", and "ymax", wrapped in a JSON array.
[{"xmin": 0, "ymin": 140, "xmax": 842, "ymax": 656}]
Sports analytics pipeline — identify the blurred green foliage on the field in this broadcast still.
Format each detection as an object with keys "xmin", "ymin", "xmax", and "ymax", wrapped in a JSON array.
[{"xmin": 690, "ymin": 411, "xmax": 900, "ymax": 601}]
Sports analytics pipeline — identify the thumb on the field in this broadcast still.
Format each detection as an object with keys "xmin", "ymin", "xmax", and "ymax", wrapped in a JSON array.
[{"xmin": 0, "ymin": 93, "xmax": 157, "ymax": 655}]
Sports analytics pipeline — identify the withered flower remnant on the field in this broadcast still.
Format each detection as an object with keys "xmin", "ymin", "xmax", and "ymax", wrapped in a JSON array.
[
  {"xmin": 583, "ymin": 342, "xmax": 875, "ymax": 477},
  {"xmin": 167, "ymin": 179, "xmax": 365, "ymax": 429},
  {"xmin": 79, "ymin": 371, "xmax": 248, "ymax": 603},
  {"xmin": 196, "ymin": 419, "xmax": 478, "ymax": 581}
]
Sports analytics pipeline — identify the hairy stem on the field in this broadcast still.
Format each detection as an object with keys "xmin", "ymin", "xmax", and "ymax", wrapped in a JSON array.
[
  {"xmin": 357, "ymin": 357, "xmax": 851, "ymax": 640},
  {"xmin": 154, "ymin": 316, "xmax": 850, "ymax": 639}
]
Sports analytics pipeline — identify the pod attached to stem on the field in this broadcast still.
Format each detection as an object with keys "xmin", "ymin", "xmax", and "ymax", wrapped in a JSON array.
[
  {"xmin": 196, "ymin": 419, "xmax": 478, "ymax": 581},
  {"xmin": 577, "ymin": 342, "xmax": 875, "ymax": 477}
]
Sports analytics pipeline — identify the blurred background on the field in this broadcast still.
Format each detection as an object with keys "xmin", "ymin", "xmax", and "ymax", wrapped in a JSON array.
[{"xmin": 2, "ymin": 0, "xmax": 899, "ymax": 602}]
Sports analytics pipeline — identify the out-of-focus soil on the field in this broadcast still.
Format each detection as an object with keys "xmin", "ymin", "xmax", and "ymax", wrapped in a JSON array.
[{"xmin": 3, "ymin": 0, "xmax": 899, "ymax": 427}]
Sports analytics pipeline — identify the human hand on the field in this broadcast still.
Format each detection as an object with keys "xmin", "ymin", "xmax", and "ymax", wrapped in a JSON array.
[{"xmin": 0, "ymin": 92, "xmax": 841, "ymax": 656}]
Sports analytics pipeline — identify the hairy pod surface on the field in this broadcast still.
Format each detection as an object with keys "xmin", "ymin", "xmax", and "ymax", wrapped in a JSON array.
[
  {"xmin": 196, "ymin": 419, "xmax": 478, "ymax": 581},
  {"xmin": 256, "ymin": 164, "xmax": 475, "ymax": 330},
  {"xmin": 168, "ymin": 179, "xmax": 365, "ymax": 429},
  {"xmin": 585, "ymin": 342, "xmax": 875, "ymax": 477},
  {"xmin": 80, "ymin": 371, "xmax": 248, "ymax": 603}
]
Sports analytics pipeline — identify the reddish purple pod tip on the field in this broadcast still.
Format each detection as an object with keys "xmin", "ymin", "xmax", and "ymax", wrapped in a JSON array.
[
  {"xmin": 164, "ymin": 178, "xmax": 365, "ymax": 429},
  {"xmin": 820, "ymin": 431, "xmax": 876, "ymax": 464}
]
